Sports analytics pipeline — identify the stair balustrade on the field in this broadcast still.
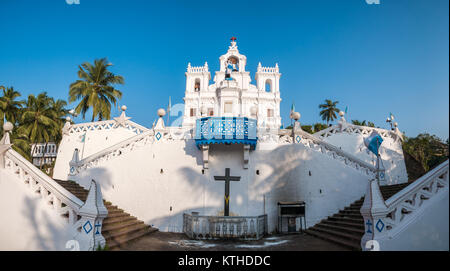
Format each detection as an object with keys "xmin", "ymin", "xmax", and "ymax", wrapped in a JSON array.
[
  {"xmin": 360, "ymin": 160, "xmax": 449, "ymax": 250},
  {"xmin": 2, "ymin": 144, "xmax": 108, "ymax": 250}
]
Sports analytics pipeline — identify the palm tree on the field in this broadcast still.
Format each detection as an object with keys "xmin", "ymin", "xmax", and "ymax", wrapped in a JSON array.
[
  {"xmin": 319, "ymin": 99, "xmax": 340, "ymax": 125},
  {"xmin": 0, "ymin": 86, "xmax": 25, "ymax": 128},
  {"xmin": 17, "ymin": 92, "xmax": 59, "ymax": 168},
  {"xmin": 69, "ymin": 58, "xmax": 124, "ymax": 122},
  {"xmin": 49, "ymin": 98, "xmax": 69, "ymax": 143}
]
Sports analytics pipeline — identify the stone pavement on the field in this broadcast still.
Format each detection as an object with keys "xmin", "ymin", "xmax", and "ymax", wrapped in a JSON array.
[{"xmin": 119, "ymin": 231, "xmax": 350, "ymax": 251}]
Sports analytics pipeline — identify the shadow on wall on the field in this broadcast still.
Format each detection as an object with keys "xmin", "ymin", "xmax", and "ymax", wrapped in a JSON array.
[
  {"xmin": 21, "ymin": 196, "xmax": 66, "ymax": 250},
  {"xmin": 177, "ymin": 144, "xmax": 310, "ymax": 215},
  {"xmin": 73, "ymin": 167, "xmax": 113, "ymax": 193},
  {"xmin": 183, "ymin": 139, "xmax": 203, "ymax": 167}
]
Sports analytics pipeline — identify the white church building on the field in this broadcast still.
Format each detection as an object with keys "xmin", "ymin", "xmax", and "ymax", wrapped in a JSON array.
[{"xmin": 0, "ymin": 39, "xmax": 448, "ymax": 251}]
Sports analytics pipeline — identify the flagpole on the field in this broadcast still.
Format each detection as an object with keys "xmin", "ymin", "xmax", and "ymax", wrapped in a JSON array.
[{"xmin": 376, "ymin": 137, "xmax": 380, "ymax": 183}]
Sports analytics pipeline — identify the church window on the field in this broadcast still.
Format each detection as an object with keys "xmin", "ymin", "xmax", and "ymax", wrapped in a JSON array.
[
  {"xmin": 265, "ymin": 79, "xmax": 273, "ymax": 92},
  {"xmin": 224, "ymin": 102, "xmax": 233, "ymax": 113},
  {"xmin": 194, "ymin": 79, "xmax": 201, "ymax": 91},
  {"xmin": 190, "ymin": 108, "xmax": 196, "ymax": 117},
  {"xmin": 267, "ymin": 109, "xmax": 274, "ymax": 118}
]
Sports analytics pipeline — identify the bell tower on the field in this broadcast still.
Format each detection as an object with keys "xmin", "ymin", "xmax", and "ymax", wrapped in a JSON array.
[{"xmin": 185, "ymin": 62, "xmax": 211, "ymax": 92}]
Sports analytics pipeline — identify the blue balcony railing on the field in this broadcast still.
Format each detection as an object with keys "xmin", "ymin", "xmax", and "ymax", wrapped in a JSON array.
[{"xmin": 195, "ymin": 117, "xmax": 257, "ymax": 149}]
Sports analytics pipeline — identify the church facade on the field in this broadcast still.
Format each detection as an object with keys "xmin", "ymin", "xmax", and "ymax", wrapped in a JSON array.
[
  {"xmin": 1, "ymin": 39, "xmax": 447, "ymax": 251},
  {"xmin": 52, "ymin": 39, "xmax": 409, "ymax": 234}
]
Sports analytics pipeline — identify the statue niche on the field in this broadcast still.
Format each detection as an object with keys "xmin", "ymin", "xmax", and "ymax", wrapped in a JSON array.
[{"xmin": 225, "ymin": 56, "xmax": 239, "ymax": 80}]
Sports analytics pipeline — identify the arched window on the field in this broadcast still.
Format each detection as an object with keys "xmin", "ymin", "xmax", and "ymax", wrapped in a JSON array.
[
  {"xmin": 265, "ymin": 79, "xmax": 272, "ymax": 92},
  {"xmin": 194, "ymin": 78, "xmax": 201, "ymax": 91}
]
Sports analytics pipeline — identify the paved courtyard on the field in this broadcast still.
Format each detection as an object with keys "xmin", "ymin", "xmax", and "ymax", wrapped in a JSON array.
[{"xmin": 119, "ymin": 231, "xmax": 350, "ymax": 251}]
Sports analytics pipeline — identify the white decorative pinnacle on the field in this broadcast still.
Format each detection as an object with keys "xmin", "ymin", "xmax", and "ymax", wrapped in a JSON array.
[
  {"xmin": 79, "ymin": 179, "xmax": 108, "ymax": 218},
  {"xmin": 338, "ymin": 111, "xmax": 347, "ymax": 132},
  {"xmin": 154, "ymin": 108, "xmax": 166, "ymax": 130},
  {"xmin": 114, "ymin": 106, "xmax": 131, "ymax": 127},
  {"xmin": 0, "ymin": 122, "xmax": 13, "ymax": 168},
  {"xmin": 62, "ymin": 117, "xmax": 72, "ymax": 136}
]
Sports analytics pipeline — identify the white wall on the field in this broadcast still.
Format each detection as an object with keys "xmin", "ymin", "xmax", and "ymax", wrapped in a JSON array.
[
  {"xmin": 71, "ymin": 138, "xmax": 371, "ymax": 233},
  {"xmin": 53, "ymin": 125, "xmax": 141, "ymax": 180},
  {"xmin": 0, "ymin": 169, "xmax": 73, "ymax": 250},
  {"xmin": 320, "ymin": 130, "xmax": 408, "ymax": 185},
  {"xmin": 378, "ymin": 187, "xmax": 449, "ymax": 251}
]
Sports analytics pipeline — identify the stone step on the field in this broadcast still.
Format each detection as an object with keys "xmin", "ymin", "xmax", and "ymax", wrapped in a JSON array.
[
  {"xmin": 107, "ymin": 227, "xmax": 158, "ymax": 250},
  {"xmin": 339, "ymin": 209, "xmax": 361, "ymax": 215},
  {"xmin": 104, "ymin": 212, "xmax": 130, "ymax": 219},
  {"xmin": 311, "ymin": 225, "xmax": 362, "ymax": 242},
  {"xmin": 327, "ymin": 216, "xmax": 364, "ymax": 224},
  {"xmin": 103, "ymin": 216, "xmax": 138, "ymax": 227},
  {"xmin": 103, "ymin": 215, "xmax": 137, "ymax": 224},
  {"xmin": 103, "ymin": 223, "xmax": 150, "ymax": 239},
  {"xmin": 316, "ymin": 223, "xmax": 365, "ymax": 235},
  {"xmin": 102, "ymin": 220, "xmax": 144, "ymax": 232},
  {"xmin": 332, "ymin": 213, "xmax": 363, "ymax": 219},
  {"xmin": 305, "ymin": 229, "xmax": 360, "ymax": 250},
  {"xmin": 53, "ymin": 178, "xmax": 157, "ymax": 250},
  {"xmin": 321, "ymin": 220, "xmax": 364, "ymax": 230}
]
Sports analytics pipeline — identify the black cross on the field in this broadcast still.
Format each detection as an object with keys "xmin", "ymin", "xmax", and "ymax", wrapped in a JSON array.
[{"xmin": 214, "ymin": 168, "xmax": 240, "ymax": 216}]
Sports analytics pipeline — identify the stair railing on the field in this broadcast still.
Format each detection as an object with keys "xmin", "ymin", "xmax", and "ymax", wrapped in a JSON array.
[
  {"xmin": 69, "ymin": 124, "xmax": 192, "ymax": 176},
  {"xmin": 68, "ymin": 119, "xmax": 148, "ymax": 135},
  {"xmin": 1, "ymin": 130, "xmax": 108, "ymax": 250},
  {"xmin": 291, "ymin": 125, "xmax": 380, "ymax": 178},
  {"xmin": 314, "ymin": 123, "xmax": 402, "ymax": 142},
  {"xmin": 360, "ymin": 159, "xmax": 449, "ymax": 250}
]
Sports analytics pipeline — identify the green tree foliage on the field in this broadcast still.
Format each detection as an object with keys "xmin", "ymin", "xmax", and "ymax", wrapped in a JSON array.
[
  {"xmin": 0, "ymin": 86, "xmax": 25, "ymax": 133},
  {"xmin": 351, "ymin": 120, "xmax": 375, "ymax": 127},
  {"xmin": 301, "ymin": 125, "xmax": 313, "ymax": 134},
  {"xmin": 69, "ymin": 58, "xmax": 124, "ymax": 121},
  {"xmin": 313, "ymin": 123, "xmax": 328, "ymax": 133},
  {"xmin": 319, "ymin": 99, "xmax": 340, "ymax": 125},
  {"xmin": 284, "ymin": 123, "xmax": 327, "ymax": 134},
  {"xmin": 402, "ymin": 133, "xmax": 449, "ymax": 172},
  {"xmin": 17, "ymin": 93, "xmax": 61, "ymax": 168}
]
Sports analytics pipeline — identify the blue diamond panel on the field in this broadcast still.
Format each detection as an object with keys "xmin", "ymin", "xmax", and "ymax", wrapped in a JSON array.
[
  {"xmin": 376, "ymin": 219, "xmax": 384, "ymax": 232},
  {"xmin": 83, "ymin": 221, "xmax": 93, "ymax": 234},
  {"xmin": 155, "ymin": 132, "xmax": 162, "ymax": 141}
]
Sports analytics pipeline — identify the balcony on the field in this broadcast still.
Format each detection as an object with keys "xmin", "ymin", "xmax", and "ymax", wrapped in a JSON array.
[
  {"xmin": 194, "ymin": 117, "xmax": 258, "ymax": 150},
  {"xmin": 183, "ymin": 213, "xmax": 268, "ymax": 240}
]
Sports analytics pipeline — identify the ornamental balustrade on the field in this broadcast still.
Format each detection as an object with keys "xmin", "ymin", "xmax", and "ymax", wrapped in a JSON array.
[
  {"xmin": 360, "ymin": 160, "xmax": 449, "ymax": 250},
  {"xmin": 314, "ymin": 123, "xmax": 400, "ymax": 142},
  {"xmin": 194, "ymin": 117, "xmax": 258, "ymax": 149},
  {"xmin": 68, "ymin": 119, "xmax": 148, "ymax": 135},
  {"xmin": 183, "ymin": 213, "xmax": 267, "ymax": 240},
  {"xmin": 2, "ymin": 148, "xmax": 107, "ymax": 250}
]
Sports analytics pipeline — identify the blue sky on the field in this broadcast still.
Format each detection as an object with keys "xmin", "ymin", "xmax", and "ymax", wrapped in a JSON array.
[{"xmin": 0, "ymin": 0, "xmax": 448, "ymax": 139}]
